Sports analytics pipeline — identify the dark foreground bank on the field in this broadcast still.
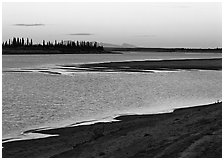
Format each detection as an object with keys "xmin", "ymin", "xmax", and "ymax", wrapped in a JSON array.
[{"xmin": 2, "ymin": 102, "xmax": 222, "ymax": 158}]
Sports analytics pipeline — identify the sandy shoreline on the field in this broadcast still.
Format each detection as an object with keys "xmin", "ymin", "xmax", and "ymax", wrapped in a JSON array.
[{"xmin": 2, "ymin": 102, "xmax": 222, "ymax": 158}]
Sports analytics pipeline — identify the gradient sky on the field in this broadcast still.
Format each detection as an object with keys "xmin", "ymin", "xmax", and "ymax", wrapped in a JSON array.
[{"xmin": 2, "ymin": 2, "xmax": 222, "ymax": 48}]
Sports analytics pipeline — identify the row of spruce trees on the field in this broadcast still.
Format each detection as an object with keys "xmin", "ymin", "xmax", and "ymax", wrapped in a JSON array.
[{"xmin": 2, "ymin": 37, "xmax": 104, "ymax": 51}]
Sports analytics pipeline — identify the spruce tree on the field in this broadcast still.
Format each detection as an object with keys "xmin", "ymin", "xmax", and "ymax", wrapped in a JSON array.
[
  {"xmin": 22, "ymin": 38, "xmax": 24, "ymax": 46},
  {"xmin": 26, "ymin": 38, "xmax": 29, "ymax": 46}
]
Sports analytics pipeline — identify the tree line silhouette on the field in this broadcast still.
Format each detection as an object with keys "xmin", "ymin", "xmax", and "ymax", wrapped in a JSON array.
[{"xmin": 2, "ymin": 37, "xmax": 104, "ymax": 51}]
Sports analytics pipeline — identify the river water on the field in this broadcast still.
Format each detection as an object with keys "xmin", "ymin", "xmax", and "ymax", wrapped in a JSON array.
[{"xmin": 2, "ymin": 52, "xmax": 222, "ymax": 140}]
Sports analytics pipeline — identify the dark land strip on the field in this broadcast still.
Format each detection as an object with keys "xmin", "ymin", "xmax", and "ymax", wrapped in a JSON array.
[
  {"xmin": 61, "ymin": 58, "xmax": 222, "ymax": 72},
  {"xmin": 2, "ymin": 47, "xmax": 222, "ymax": 55},
  {"xmin": 105, "ymin": 47, "xmax": 222, "ymax": 53},
  {"xmin": 2, "ymin": 49, "xmax": 119, "ymax": 55}
]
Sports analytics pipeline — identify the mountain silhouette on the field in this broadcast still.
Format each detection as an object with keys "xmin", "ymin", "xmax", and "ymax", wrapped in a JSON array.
[{"xmin": 100, "ymin": 42, "xmax": 137, "ymax": 48}]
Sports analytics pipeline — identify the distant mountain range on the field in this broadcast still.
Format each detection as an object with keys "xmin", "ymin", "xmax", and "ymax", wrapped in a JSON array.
[{"xmin": 100, "ymin": 42, "xmax": 137, "ymax": 48}]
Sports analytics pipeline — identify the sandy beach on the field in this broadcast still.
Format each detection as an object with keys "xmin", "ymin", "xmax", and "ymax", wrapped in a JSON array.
[{"xmin": 2, "ymin": 102, "xmax": 222, "ymax": 158}]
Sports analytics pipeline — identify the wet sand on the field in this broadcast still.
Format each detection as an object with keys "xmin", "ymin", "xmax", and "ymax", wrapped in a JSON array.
[{"xmin": 2, "ymin": 102, "xmax": 222, "ymax": 158}]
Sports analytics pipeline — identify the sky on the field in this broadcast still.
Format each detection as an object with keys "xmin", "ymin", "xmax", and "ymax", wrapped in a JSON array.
[{"xmin": 2, "ymin": 2, "xmax": 222, "ymax": 48}]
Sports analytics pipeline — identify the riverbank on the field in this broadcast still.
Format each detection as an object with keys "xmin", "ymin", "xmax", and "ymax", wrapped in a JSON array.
[
  {"xmin": 2, "ymin": 49, "xmax": 121, "ymax": 55},
  {"xmin": 2, "ymin": 102, "xmax": 222, "ymax": 158},
  {"xmin": 105, "ymin": 47, "xmax": 222, "ymax": 53}
]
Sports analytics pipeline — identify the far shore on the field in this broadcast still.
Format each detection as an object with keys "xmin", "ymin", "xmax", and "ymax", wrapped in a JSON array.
[
  {"xmin": 2, "ymin": 49, "xmax": 119, "ymax": 55},
  {"xmin": 2, "ymin": 47, "xmax": 222, "ymax": 55},
  {"xmin": 105, "ymin": 47, "xmax": 222, "ymax": 53},
  {"xmin": 2, "ymin": 102, "xmax": 222, "ymax": 158}
]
